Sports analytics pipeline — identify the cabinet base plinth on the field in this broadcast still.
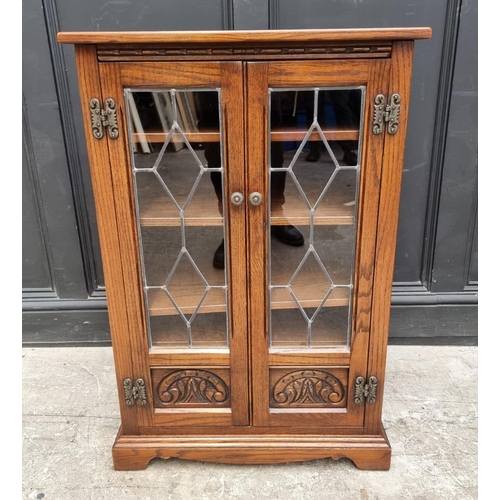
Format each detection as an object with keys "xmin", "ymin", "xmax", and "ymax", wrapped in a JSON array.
[{"xmin": 112, "ymin": 428, "xmax": 391, "ymax": 471}]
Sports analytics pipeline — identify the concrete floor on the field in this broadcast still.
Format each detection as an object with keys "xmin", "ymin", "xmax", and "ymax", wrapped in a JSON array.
[{"xmin": 22, "ymin": 346, "xmax": 477, "ymax": 500}]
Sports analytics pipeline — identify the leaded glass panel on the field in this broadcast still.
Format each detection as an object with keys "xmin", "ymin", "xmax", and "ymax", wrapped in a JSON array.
[{"xmin": 125, "ymin": 89, "xmax": 228, "ymax": 348}]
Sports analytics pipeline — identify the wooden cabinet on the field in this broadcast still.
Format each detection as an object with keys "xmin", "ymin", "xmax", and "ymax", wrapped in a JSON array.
[{"xmin": 58, "ymin": 28, "xmax": 431, "ymax": 470}]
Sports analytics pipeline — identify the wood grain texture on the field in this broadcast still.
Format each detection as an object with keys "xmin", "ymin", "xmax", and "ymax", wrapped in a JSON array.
[
  {"xmin": 246, "ymin": 58, "xmax": 385, "ymax": 428},
  {"xmin": 152, "ymin": 409, "xmax": 234, "ymax": 427},
  {"xmin": 246, "ymin": 62, "xmax": 270, "ymax": 427},
  {"xmin": 136, "ymin": 424, "xmax": 365, "ymax": 436},
  {"xmin": 272, "ymin": 128, "xmax": 358, "ymax": 142},
  {"xmin": 95, "ymin": 44, "xmax": 393, "ymax": 62},
  {"xmin": 268, "ymin": 60, "xmax": 369, "ymax": 87},
  {"xmin": 58, "ymin": 28, "xmax": 432, "ymax": 45},
  {"xmin": 64, "ymin": 28, "xmax": 429, "ymax": 469},
  {"xmin": 151, "ymin": 367, "xmax": 231, "ymax": 408},
  {"xmin": 365, "ymin": 41, "xmax": 415, "ymax": 434},
  {"xmin": 119, "ymin": 62, "xmax": 221, "ymax": 87},
  {"xmin": 73, "ymin": 46, "xmax": 140, "ymax": 434},
  {"xmin": 147, "ymin": 269, "xmax": 350, "ymax": 316},
  {"xmin": 345, "ymin": 58, "xmax": 390, "ymax": 427},
  {"xmin": 98, "ymin": 62, "xmax": 154, "ymax": 430},
  {"xmin": 148, "ymin": 350, "xmax": 230, "ymax": 367},
  {"xmin": 137, "ymin": 180, "xmax": 355, "ymax": 227},
  {"xmin": 221, "ymin": 62, "xmax": 250, "ymax": 426},
  {"xmin": 112, "ymin": 430, "xmax": 391, "ymax": 470},
  {"xmin": 268, "ymin": 349, "xmax": 350, "ymax": 366},
  {"xmin": 133, "ymin": 131, "xmax": 220, "ymax": 144},
  {"xmin": 269, "ymin": 367, "xmax": 348, "ymax": 408}
]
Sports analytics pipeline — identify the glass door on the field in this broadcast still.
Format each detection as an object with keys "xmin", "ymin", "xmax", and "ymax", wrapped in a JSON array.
[
  {"xmin": 246, "ymin": 59, "xmax": 389, "ymax": 427},
  {"xmin": 100, "ymin": 61, "xmax": 249, "ymax": 427}
]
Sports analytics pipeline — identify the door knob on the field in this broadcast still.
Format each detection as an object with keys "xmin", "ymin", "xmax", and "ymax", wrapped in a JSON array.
[
  {"xmin": 230, "ymin": 192, "xmax": 244, "ymax": 206},
  {"xmin": 249, "ymin": 192, "xmax": 263, "ymax": 206}
]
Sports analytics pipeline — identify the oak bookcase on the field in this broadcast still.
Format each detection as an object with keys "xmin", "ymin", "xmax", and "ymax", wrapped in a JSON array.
[{"xmin": 58, "ymin": 28, "xmax": 431, "ymax": 470}]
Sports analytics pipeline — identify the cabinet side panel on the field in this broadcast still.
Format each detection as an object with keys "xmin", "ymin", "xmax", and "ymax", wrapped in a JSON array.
[
  {"xmin": 366, "ymin": 41, "xmax": 415, "ymax": 434},
  {"xmin": 98, "ymin": 62, "xmax": 154, "ymax": 429},
  {"xmin": 74, "ymin": 46, "xmax": 140, "ymax": 433},
  {"xmin": 346, "ymin": 58, "xmax": 390, "ymax": 426}
]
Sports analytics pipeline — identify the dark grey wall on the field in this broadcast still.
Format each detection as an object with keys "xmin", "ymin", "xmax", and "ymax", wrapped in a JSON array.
[{"xmin": 22, "ymin": 0, "xmax": 478, "ymax": 345}]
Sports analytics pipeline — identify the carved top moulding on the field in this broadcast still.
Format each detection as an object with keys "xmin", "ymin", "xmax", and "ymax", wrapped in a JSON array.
[{"xmin": 57, "ymin": 28, "xmax": 432, "ymax": 61}]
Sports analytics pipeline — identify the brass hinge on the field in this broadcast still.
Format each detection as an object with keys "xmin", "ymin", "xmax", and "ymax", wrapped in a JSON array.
[
  {"xmin": 372, "ymin": 93, "xmax": 401, "ymax": 135},
  {"xmin": 89, "ymin": 97, "xmax": 119, "ymax": 140},
  {"xmin": 354, "ymin": 376, "xmax": 378, "ymax": 405},
  {"xmin": 123, "ymin": 378, "xmax": 147, "ymax": 407}
]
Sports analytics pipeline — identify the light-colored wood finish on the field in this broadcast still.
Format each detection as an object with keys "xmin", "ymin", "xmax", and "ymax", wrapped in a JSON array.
[
  {"xmin": 267, "ymin": 60, "xmax": 369, "ymax": 87},
  {"xmin": 73, "ymin": 45, "xmax": 141, "ymax": 434},
  {"xmin": 246, "ymin": 61, "xmax": 271, "ymax": 428},
  {"xmin": 268, "ymin": 349, "xmax": 350, "ymax": 366},
  {"xmin": 58, "ymin": 28, "xmax": 432, "ymax": 45},
  {"xmin": 133, "ymin": 128, "xmax": 358, "ymax": 144},
  {"xmin": 133, "ymin": 130, "xmax": 220, "ymax": 144},
  {"xmin": 365, "ymin": 41, "xmax": 415, "ymax": 435},
  {"xmin": 221, "ymin": 62, "xmax": 250, "ymax": 426},
  {"xmin": 102, "ymin": 60, "xmax": 249, "ymax": 427},
  {"xmin": 112, "ymin": 429, "xmax": 391, "ymax": 470},
  {"xmin": 147, "ymin": 287, "xmax": 226, "ymax": 316},
  {"xmin": 138, "ymin": 185, "xmax": 355, "ymax": 227},
  {"xmin": 148, "ymin": 349, "xmax": 230, "ymax": 367},
  {"xmin": 247, "ymin": 58, "xmax": 384, "ymax": 429},
  {"xmin": 344, "ymin": 58, "xmax": 391, "ymax": 429},
  {"xmin": 63, "ymin": 28, "xmax": 429, "ymax": 471},
  {"xmin": 147, "ymin": 268, "xmax": 350, "ymax": 316},
  {"xmin": 153, "ymin": 409, "xmax": 234, "ymax": 427},
  {"xmin": 98, "ymin": 63, "xmax": 154, "ymax": 430},
  {"xmin": 120, "ymin": 62, "xmax": 222, "ymax": 87}
]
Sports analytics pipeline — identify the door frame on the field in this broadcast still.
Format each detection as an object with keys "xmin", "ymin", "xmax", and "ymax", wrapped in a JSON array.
[
  {"xmin": 245, "ymin": 58, "xmax": 390, "ymax": 427},
  {"xmin": 93, "ymin": 59, "xmax": 250, "ymax": 429}
]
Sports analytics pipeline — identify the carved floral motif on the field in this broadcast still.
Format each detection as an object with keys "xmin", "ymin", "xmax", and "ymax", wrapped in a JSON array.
[
  {"xmin": 156, "ymin": 369, "xmax": 229, "ymax": 406},
  {"xmin": 272, "ymin": 370, "xmax": 345, "ymax": 407}
]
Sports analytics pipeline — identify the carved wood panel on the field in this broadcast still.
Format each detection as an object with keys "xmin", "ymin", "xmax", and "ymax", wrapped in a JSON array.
[
  {"xmin": 152, "ymin": 368, "xmax": 230, "ymax": 408},
  {"xmin": 97, "ymin": 43, "xmax": 392, "ymax": 62},
  {"xmin": 269, "ymin": 368, "xmax": 348, "ymax": 408}
]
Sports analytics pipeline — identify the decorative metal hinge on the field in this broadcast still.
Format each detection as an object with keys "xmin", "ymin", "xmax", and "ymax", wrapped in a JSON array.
[
  {"xmin": 372, "ymin": 93, "xmax": 401, "ymax": 135},
  {"xmin": 89, "ymin": 97, "xmax": 119, "ymax": 140},
  {"xmin": 354, "ymin": 376, "xmax": 378, "ymax": 405},
  {"xmin": 123, "ymin": 378, "xmax": 147, "ymax": 407}
]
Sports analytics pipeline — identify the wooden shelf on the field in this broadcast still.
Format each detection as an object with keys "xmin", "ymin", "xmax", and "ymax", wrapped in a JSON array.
[
  {"xmin": 147, "ymin": 268, "xmax": 350, "ymax": 317},
  {"xmin": 271, "ymin": 128, "xmax": 358, "ymax": 142},
  {"xmin": 132, "ymin": 128, "xmax": 359, "ymax": 145},
  {"xmin": 139, "ymin": 196, "xmax": 223, "ymax": 227},
  {"xmin": 133, "ymin": 131, "xmax": 220, "ymax": 144},
  {"xmin": 270, "ymin": 193, "xmax": 354, "ymax": 226},
  {"xmin": 148, "ymin": 288, "xmax": 226, "ymax": 316},
  {"xmin": 271, "ymin": 284, "xmax": 350, "ymax": 310},
  {"xmin": 138, "ymin": 186, "xmax": 355, "ymax": 227},
  {"xmin": 270, "ymin": 306, "xmax": 350, "ymax": 348}
]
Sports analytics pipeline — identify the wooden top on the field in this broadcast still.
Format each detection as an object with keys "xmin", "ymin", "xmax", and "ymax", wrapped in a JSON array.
[{"xmin": 57, "ymin": 28, "xmax": 432, "ymax": 46}]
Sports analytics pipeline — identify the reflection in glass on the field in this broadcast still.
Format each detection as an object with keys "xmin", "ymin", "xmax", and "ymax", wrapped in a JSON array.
[
  {"xmin": 125, "ymin": 89, "xmax": 228, "ymax": 348},
  {"xmin": 269, "ymin": 87, "xmax": 364, "ymax": 348}
]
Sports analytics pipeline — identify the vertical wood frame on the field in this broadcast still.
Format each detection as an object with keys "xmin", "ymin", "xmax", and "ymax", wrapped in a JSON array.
[
  {"xmin": 246, "ymin": 59, "xmax": 389, "ymax": 428},
  {"xmin": 98, "ymin": 62, "xmax": 154, "ymax": 430},
  {"xmin": 99, "ymin": 61, "xmax": 249, "ymax": 428},
  {"xmin": 245, "ymin": 62, "xmax": 269, "ymax": 427},
  {"xmin": 221, "ymin": 62, "xmax": 250, "ymax": 425},
  {"xmin": 74, "ymin": 47, "xmax": 144, "ymax": 433},
  {"xmin": 348, "ymin": 59, "xmax": 390, "ymax": 425},
  {"xmin": 365, "ymin": 41, "xmax": 415, "ymax": 434}
]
